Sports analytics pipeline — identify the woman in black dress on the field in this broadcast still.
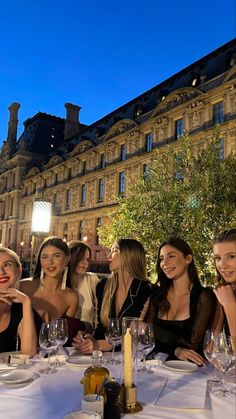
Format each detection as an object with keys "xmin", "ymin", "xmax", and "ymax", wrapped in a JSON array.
[
  {"xmin": 0, "ymin": 247, "xmax": 37, "ymax": 355},
  {"xmin": 72, "ymin": 238, "xmax": 152, "ymax": 354},
  {"xmin": 145, "ymin": 238, "xmax": 216, "ymax": 365}
]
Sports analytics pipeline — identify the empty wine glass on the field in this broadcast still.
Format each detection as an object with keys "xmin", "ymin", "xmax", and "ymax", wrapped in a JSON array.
[
  {"xmin": 211, "ymin": 334, "xmax": 236, "ymax": 398},
  {"xmin": 51, "ymin": 318, "xmax": 69, "ymax": 366},
  {"xmin": 203, "ymin": 330, "xmax": 222, "ymax": 380},
  {"xmin": 39, "ymin": 322, "xmax": 58, "ymax": 374},
  {"xmin": 137, "ymin": 322, "xmax": 155, "ymax": 373},
  {"xmin": 105, "ymin": 318, "xmax": 122, "ymax": 365}
]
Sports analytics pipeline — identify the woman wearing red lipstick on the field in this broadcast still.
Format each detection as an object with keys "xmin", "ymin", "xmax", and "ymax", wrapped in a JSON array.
[
  {"xmin": 0, "ymin": 247, "xmax": 37, "ymax": 355},
  {"xmin": 20, "ymin": 237, "xmax": 79, "ymax": 323},
  {"xmin": 212, "ymin": 229, "xmax": 236, "ymax": 338},
  {"xmin": 145, "ymin": 238, "xmax": 216, "ymax": 365}
]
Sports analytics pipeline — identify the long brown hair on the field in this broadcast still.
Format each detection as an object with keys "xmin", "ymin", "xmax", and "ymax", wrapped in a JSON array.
[
  {"xmin": 66, "ymin": 240, "xmax": 91, "ymax": 288},
  {"xmin": 100, "ymin": 238, "xmax": 148, "ymax": 327},
  {"xmin": 33, "ymin": 236, "xmax": 70, "ymax": 280},
  {"xmin": 213, "ymin": 228, "xmax": 236, "ymax": 284},
  {"xmin": 155, "ymin": 237, "xmax": 200, "ymax": 317}
]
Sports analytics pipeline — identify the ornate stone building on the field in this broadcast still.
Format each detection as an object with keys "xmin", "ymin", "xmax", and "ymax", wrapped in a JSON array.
[{"xmin": 0, "ymin": 39, "xmax": 236, "ymax": 269}]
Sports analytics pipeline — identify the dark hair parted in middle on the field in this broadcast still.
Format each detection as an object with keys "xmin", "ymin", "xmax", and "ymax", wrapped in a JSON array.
[
  {"xmin": 33, "ymin": 236, "xmax": 70, "ymax": 280},
  {"xmin": 155, "ymin": 237, "xmax": 200, "ymax": 316},
  {"xmin": 66, "ymin": 240, "xmax": 91, "ymax": 288}
]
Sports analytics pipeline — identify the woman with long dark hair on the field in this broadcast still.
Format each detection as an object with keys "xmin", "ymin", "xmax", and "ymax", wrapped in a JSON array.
[
  {"xmin": 146, "ymin": 237, "xmax": 216, "ymax": 365},
  {"xmin": 212, "ymin": 229, "xmax": 236, "ymax": 338},
  {"xmin": 20, "ymin": 236, "xmax": 79, "ymax": 322},
  {"xmin": 67, "ymin": 240, "xmax": 99, "ymax": 331}
]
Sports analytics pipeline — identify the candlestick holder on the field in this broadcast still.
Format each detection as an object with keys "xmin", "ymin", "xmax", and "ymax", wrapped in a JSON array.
[{"xmin": 120, "ymin": 383, "xmax": 143, "ymax": 413}]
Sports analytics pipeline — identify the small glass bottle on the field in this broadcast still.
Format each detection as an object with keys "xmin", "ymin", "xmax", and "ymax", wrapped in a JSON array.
[
  {"xmin": 83, "ymin": 350, "xmax": 110, "ymax": 396},
  {"xmin": 104, "ymin": 379, "xmax": 121, "ymax": 419}
]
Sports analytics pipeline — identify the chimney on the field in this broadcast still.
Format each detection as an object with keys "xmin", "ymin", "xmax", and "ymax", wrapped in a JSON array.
[
  {"xmin": 64, "ymin": 103, "xmax": 81, "ymax": 140},
  {"xmin": 7, "ymin": 102, "xmax": 21, "ymax": 142}
]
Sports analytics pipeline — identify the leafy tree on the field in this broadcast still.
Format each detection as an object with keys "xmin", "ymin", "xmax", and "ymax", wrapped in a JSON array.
[{"xmin": 99, "ymin": 129, "xmax": 236, "ymax": 284}]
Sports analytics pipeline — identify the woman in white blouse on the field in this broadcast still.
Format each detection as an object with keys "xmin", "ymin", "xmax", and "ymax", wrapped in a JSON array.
[{"xmin": 67, "ymin": 241, "xmax": 100, "ymax": 331}]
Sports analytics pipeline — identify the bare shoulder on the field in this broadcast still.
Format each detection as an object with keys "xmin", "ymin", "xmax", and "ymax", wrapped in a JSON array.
[{"xmin": 65, "ymin": 287, "xmax": 79, "ymax": 302}]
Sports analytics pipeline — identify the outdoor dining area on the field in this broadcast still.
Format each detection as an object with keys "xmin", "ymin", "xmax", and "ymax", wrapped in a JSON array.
[{"xmin": 0, "ymin": 317, "xmax": 235, "ymax": 419}]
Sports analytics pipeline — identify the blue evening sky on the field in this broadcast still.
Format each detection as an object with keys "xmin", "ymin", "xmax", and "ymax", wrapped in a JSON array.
[{"xmin": 0, "ymin": 0, "xmax": 235, "ymax": 147}]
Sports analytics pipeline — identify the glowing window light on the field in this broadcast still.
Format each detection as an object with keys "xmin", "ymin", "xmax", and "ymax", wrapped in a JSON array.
[{"xmin": 31, "ymin": 200, "xmax": 52, "ymax": 234}]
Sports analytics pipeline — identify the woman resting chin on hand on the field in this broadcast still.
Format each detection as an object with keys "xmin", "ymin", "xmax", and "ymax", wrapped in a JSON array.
[{"xmin": 0, "ymin": 248, "xmax": 37, "ymax": 357}]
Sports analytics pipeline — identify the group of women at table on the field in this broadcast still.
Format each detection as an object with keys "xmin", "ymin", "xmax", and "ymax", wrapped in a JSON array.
[{"xmin": 0, "ymin": 228, "xmax": 235, "ymax": 365}]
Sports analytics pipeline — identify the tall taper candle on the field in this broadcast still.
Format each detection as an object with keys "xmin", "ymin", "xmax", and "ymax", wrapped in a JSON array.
[{"xmin": 124, "ymin": 327, "xmax": 132, "ymax": 388}]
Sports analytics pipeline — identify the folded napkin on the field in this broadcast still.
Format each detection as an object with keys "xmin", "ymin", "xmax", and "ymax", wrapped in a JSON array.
[
  {"xmin": 156, "ymin": 375, "xmax": 207, "ymax": 409},
  {"xmin": 7, "ymin": 354, "xmax": 30, "ymax": 366},
  {"xmin": 64, "ymin": 412, "xmax": 101, "ymax": 419}
]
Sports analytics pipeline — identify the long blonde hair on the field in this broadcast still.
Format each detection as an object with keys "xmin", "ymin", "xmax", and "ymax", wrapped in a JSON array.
[{"xmin": 100, "ymin": 239, "xmax": 148, "ymax": 327}]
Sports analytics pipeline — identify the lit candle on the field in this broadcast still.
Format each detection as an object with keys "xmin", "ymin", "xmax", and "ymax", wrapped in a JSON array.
[{"xmin": 124, "ymin": 327, "xmax": 132, "ymax": 388}]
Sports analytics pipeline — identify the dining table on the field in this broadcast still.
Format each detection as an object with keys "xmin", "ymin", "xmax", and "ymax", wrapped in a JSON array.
[{"xmin": 0, "ymin": 351, "xmax": 235, "ymax": 419}]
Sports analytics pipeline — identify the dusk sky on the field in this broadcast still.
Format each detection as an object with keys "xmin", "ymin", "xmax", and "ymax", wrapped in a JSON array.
[{"xmin": 0, "ymin": 0, "xmax": 235, "ymax": 147}]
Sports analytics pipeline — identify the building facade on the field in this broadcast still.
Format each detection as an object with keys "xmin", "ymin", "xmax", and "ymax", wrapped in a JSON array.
[{"xmin": 0, "ymin": 39, "xmax": 236, "ymax": 268}]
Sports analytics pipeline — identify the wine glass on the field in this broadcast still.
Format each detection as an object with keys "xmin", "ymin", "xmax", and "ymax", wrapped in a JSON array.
[
  {"xmin": 39, "ymin": 322, "xmax": 59, "ymax": 374},
  {"xmin": 51, "ymin": 318, "xmax": 69, "ymax": 366},
  {"xmin": 137, "ymin": 322, "xmax": 155, "ymax": 373},
  {"xmin": 203, "ymin": 330, "xmax": 222, "ymax": 384},
  {"xmin": 211, "ymin": 334, "xmax": 236, "ymax": 398},
  {"xmin": 105, "ymin": 318, "xmax": 122, "ymax": 365}
]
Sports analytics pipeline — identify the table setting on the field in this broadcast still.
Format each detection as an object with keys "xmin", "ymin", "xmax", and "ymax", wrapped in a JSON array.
[{"xmin": 0, "ymin": 319, "xmax": 235, "ymax": 419}]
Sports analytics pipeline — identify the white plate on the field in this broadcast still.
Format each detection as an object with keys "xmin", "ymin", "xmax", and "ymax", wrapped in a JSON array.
[
  {"xmin": 0, "ymin": 369, "xmax": 33, "ymax": 384},
  {"xmin": 66, "ymin": 356, "xmax": 92, "ymax": 368},
  {"xmin": 164, "ymin": 360, "xmax": 198, "ymax": 373}
]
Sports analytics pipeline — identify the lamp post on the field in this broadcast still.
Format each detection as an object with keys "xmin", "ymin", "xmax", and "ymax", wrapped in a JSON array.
[{"xmin": 30, "ymin": 199, "xmax": 52, "ymax": 276}]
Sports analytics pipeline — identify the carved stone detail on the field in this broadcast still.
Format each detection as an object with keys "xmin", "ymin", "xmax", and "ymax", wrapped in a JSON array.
[
  {"xmin": 152, "ymin": 87, "xmax": 202, "ymax": 118},
  {"xmin": 44, "ymin": 155, "xmax": 64, "ymax": 170},
  {"xmin": 105, "ymin": 119, "xmax": 138, "ymax": 141}
]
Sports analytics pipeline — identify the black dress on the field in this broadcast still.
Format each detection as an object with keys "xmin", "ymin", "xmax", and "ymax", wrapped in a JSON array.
[
  {"xmin": 94, "ymin": 278, "xmax": 152, "ymax": 340},
  {"xmin": 0, "ymin": 303, "xmax": 23, "ymax": 353},
  {"xmin": 145, "ymin": 283, "xmax": 216, "ymax": 358}
]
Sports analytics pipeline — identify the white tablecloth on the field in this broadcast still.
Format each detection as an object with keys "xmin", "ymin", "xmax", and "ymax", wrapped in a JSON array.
[{"xmin": 0, "ymin": 356, "xmax": 235, "ymax": 419}]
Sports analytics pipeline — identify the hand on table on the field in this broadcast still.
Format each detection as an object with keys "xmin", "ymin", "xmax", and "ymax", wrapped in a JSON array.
[
  {"xmin": 72, "ymin": 331, "xmax": 95, "ymax": 354},
  {"xmin": 174, "ymin": 347, "xmax": 206, "ymax": 366}
]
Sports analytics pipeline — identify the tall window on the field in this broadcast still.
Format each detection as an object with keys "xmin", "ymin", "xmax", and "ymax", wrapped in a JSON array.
[
  {"xmin": 9, "ymin": 197, "xmax": 14, "ymax": 216},
  {"xmin": 65, "ymin": 190, "xmax": 71, "ymax": 209},
  {"xmin": 64, "ymin": 223, "xmax": 68, "ymax": 241},
  {"xmin": 213, "ymin": 101, "xmax": 224, "ymax": 125},
  {"xmin": 79, "ymin": 220, "xmax": 84, "ymax": 241},
  {"xmin": 98, "ymin": 178, "xmax": 104, "ymax": 202},
  {"xmin": 100, "ymin": 153, "xmax": 106, "ymax": 169},
  {"xmin": 120, "ymin": 144, "xmax": 126, "ymax": 161},
  {"xmin": 96, "ymin": 217, "xmax": 102, "ymax": 245},
  {"xmin": 145, "ymin": 133, "xmax": 153, "ymax": 152},
  {"xmin": 143, "ymin": 163, "xmax": 151, "ymax": 181},
  {"xmin": 175, "ymin": 118, "xmax": 184, "ymax": 139},
  {"xmin": 81, "ymin": 184, "xmax": 86, "ymax": 206},
  {"xmin": 82, "ymin": 160, "xmax": 87, "ymax": 175},
  {"xmin": 219, "ymin": 138, "xmax": 224, "ymax": 160},
  {"xmin": 119, "ymin": 171, "xmax": 126, "ymax": 195}
]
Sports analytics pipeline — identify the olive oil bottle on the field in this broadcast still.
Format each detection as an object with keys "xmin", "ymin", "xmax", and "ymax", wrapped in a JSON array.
[{"xmin": 83, "ymin": 350, "xmax": 110, "ymax": 396}]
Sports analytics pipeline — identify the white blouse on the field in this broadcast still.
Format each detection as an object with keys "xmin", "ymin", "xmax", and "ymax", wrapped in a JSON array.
[{"xmin": 75, "ymin": 272, "xmax": 100, "ymax": 327}]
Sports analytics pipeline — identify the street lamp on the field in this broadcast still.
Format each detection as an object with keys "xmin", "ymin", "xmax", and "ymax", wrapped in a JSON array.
[{"xmin": 30, "ymin": 199, "xmax": 52, "ymax": 275}]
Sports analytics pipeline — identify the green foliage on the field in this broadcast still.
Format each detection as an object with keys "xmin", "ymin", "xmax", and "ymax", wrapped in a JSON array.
[{"xmin": 99, "ymin": 129, "xmax": 236, "ymax": 284}]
